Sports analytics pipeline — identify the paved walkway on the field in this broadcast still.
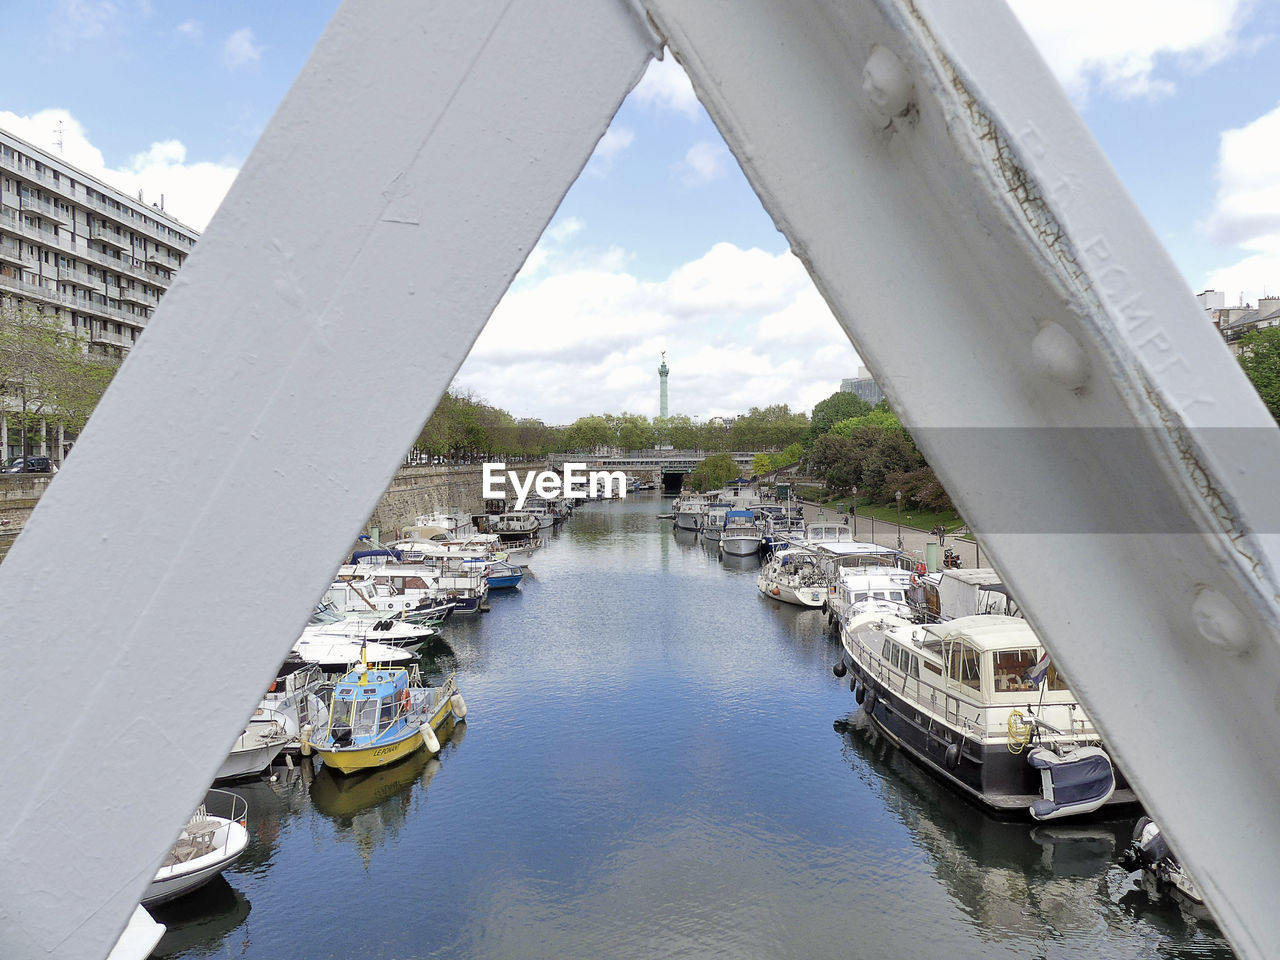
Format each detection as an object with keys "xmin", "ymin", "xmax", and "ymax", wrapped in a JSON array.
[{"xmin": 795, "ymin": 499, "xmax": 987, "ymax": 570}]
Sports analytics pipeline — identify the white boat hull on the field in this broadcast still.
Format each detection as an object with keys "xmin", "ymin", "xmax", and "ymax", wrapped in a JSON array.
[
  {"xmin": 721, "ymin": 535, "xmax": 761, "ymax": 556},
  {"xmin": 143, "ymin": 820, "xmax": 248, "ymax": 906},
  {"xmin": 757, "ymin": 575, "xmax": 826, "ymax": 607},
  {"xmin": 215, "ymin": 726, "xmax": 288, "ymax": 782}
]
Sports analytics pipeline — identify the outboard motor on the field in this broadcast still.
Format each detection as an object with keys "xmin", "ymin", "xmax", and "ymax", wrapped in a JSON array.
[{"xmin": 1119, "ymin": 817, "xmax": 1206, "ymax": 905}]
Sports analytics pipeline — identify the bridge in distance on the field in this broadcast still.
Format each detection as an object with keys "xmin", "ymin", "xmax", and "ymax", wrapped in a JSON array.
[{"xmin": 548, "ymin": 451, "xmax": 767, "ymax": 492}]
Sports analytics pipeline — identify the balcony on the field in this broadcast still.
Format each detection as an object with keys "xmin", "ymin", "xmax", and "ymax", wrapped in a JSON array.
[
  {"xmin": 0, "ymin": 238, "xmax": 36, "ymax": 268},
  {"xmin": 77, "ymin": 244, "xmax": 150, "ymax": 282},
  {"xmin": 0, "ymin": 271, "xmax": 60, "ymax": 303},
  {"xmin": 0, "ymin": 152, "xmax": 59, "ymax": 190},
  {"xmin": 89, "ymin": 223, "xmax": 129, "ymax": 250},
  {"xmin": 57, "ymin": 264, "xmax": 102, "ymax": 288},
  {"xmin": 144, "ymin": 249, "xmax": 183, "ymax": 269},
  {"xmin": 89, "ymin": 324, "xmax": 135, "ymax": 348},
  {"xmin": 117, "ymin": 285, "xmax": 156, "ymax": 307},
  {"xmin": 19, "ymin": 195, "xmax": 69, "ymax": 224}
]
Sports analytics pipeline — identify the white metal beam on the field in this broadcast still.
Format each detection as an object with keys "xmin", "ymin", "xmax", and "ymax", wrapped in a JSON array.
[
  {"xmin": 0, "ymin": 3, "xmax": 658, "ymax": 957},
  {"xmin": 643, "ymin": 2, "xmax": 1280, "ymax": 957}
]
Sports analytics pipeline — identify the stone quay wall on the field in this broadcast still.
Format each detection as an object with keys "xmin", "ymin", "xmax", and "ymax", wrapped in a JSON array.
[
  {"xmin": 365, "ymin": 464, "xmax": 487, "ymax": 539},
  {"xmin": 0, "ymin": 465, "xmax": 487, "ymax": 563}
]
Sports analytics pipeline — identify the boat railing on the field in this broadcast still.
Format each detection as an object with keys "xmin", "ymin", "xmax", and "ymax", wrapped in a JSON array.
[
  {"xmin": 851, "ymin": 633, "xmax": 1096, "ymax": 744},
  {"xmin": 167, "ymin": 789, "xmax": 248, "ymax": 866}
]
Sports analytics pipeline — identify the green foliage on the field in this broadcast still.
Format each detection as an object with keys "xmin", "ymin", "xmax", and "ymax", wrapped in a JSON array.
[
  {"xmin": 1238, "ymin": 327, "xmax": 1280, "ymax": 423},
  {"xmin": 686, "ymin": 452, "xmax": 738, "ymax": 492},
  {"xmin": 829, "ymin": 409, "xmax": 902, "ymax": 436},
  {"xmin": 728, "ymin": 404, "xmax": 808, "ymax": 451},
  {"xmin": 752, "ymin": 453, "xmax": 773, "ymax": 476},
  {"xmin": 809, "ymin": 390, "xmax": 872, "ymax": 439},
  {"xmin": 0, "ymin": 301, "xmax": 119, "ymax": 456}
]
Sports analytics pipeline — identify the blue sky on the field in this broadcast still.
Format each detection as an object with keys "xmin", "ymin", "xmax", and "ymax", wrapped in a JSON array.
[{"xmin": 3, "ymin": 0, "xmax": 1278, "ymax": 425}]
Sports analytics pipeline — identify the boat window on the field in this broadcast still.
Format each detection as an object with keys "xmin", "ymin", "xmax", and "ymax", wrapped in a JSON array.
[
  {"xmin": 855, "ymin": 592, "xmax": 868, "ymax": 601},
  {"xmin": 890, "ymin": 591, "xmax": 904, "ymax": 601},
  {"xmin": 947, "ymin": 642, "xmax": 982, "ymax": 690},
  {"xmin": 888, "ymin": 645, "xmax": 900, "ymax": 670},
  {"xmin": 1046, "ymin": 664, "xmax": 1070, "ymax": 692},
  {"xmin": 379, "ymin": 697, "xmax": 397, "ymax": 731},
  {"xmin": 354, "ymin": 698, "xmax": 380, "ymax": 736},
  {"xmin": 993, "ymin": 648, "xmax": 1041, "ymax": 692},
  {"xmin": 331, "ymin": 697, "xmax": 355, "ymax": 727},
  {"xmin": 909, "ymin": 655, "xmax": 920, "ymax": 678},
  {"xmin": 881, "ymin": 638, "xmax": 892, "ymax": 660}
]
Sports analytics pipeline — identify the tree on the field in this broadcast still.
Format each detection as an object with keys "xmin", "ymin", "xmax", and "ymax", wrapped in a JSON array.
[
  {"xmin": 1238, "ymin": 327, "xmax": 1280, "ymax": 424},
  {"xmin": 686, "ymin": 452, "xmax": 737, "ymax": 492},
  {"xmin": 752, "ymin": 453, "xmax": 773, "ymax": 476},
  {"xmin": 0, "ymin": 301, "xmax": 118, "ymax": 458},
  {"xmin": 809, "ymin": 390, "xmax": 872, "ymax": 440}
]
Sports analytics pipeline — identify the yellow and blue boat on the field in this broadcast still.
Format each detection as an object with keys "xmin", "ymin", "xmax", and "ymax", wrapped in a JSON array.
[{"xmin": 305, "ymin": 655, "xmax": 466, "ymax": 775}]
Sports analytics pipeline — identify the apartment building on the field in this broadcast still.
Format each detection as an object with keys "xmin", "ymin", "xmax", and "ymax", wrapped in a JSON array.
[
  {"xmin": 1, "ymin": 127, "xmax": 198, "ymax": 351},
  {"xmin": 0, "ymin": 127, "xmax": 199, "ymax": 462}
]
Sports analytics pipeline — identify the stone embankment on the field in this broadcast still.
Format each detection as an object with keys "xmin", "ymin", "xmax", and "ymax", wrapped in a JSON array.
[
  {"xmin": 365, "ymin": 464, "xmax": 486, "ymax": 537},
  {"xmin": 0, "ymin": 464, "xmax": 487, "ymax": 563}
]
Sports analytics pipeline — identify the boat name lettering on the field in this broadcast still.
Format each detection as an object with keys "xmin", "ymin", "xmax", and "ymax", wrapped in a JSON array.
[{"xmin": 483, "ymin": 462, "xmax": 627, "ymax": 509}]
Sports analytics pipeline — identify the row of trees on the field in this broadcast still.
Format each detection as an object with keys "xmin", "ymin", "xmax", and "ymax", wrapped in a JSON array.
[
  {"xmin": 412, "ymin": 396, "xmax": 814, "ymax": 461},
  {"xmin": 1, "ymin": 302, "xmax": 120, "ymax": 459}
]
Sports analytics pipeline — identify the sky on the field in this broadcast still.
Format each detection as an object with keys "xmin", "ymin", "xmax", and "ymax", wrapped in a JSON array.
[{"xmin": 3, "ymin": 0, "xmax": 1279, "ymax": 426}]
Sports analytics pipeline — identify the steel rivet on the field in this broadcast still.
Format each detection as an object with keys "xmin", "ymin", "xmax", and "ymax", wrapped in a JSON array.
[
  {"xmin": 1191, "ymin": 587, "xmax": 1252, "ymax": 655},
  {"xmin": 863, "ymin": 45, "xmax": 913, "ymax": 120},
  {"xmin": 1031, "ymin": 321, "xmax": 1090, "ymax": 390}
]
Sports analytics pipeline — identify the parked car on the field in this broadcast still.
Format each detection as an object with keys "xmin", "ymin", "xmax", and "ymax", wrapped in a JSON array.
[{"xmin": 3, "ymin": 456, "xmax": 56, "ymax": 474}]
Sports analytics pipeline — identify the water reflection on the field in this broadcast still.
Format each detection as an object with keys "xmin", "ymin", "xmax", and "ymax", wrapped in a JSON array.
[
  {"xmin": 310, "ymin": 719, "xmax": 464, "ymax": 867},
  {"xmin": 836, "ymin": 712, "xmax": 1233, "ymax": 957},
  {"xmin": 149, "ymin": 876, "xmax": 251, "ymax": 959}
]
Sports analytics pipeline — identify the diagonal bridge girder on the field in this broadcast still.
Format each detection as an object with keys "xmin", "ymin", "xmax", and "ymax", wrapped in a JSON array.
[{"xmin": 0, "ymin": 2, "xmax": 1277, "ymax": 958}]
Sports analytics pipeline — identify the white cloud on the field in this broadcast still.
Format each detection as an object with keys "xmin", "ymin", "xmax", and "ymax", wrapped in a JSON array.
[
  {"xmin": 584, "ymin": 125, "xmax": 634, "ymax": 178},
  {"xmin": 223, "ymin": 27, "xmax": 263, "ymax": 70},
  {"xmin": 1200, "ymin": 101, "xmax": 1280, "ymax": 305},
  {"xmin": 1204, "ymin": 101, "xmax": 1280, "ymax": 247},
  {"xmin": 675, "ymin": 140, "xmax": 729, "ymax": 187},
  {"xmin": 0, "ymin": 108, "xmax": 237, "ymax": 231},
  {"xmin": 631, "ymin": 55, "xmax": 700, "ymax": 119},
  {"xmin": 1009, "ymin": 0, "xmax": 1252, "ymax": 102},
  {"xmin": 176, "ymin": 19, "xmax": 202, "ymax": 41},
  {"xmin": 454, "ymin": 243, "xmax": 860, "ymax": 423},
  {"xmin": 51, "ymin": 0, "xmax": 119, "ymax": 48}
]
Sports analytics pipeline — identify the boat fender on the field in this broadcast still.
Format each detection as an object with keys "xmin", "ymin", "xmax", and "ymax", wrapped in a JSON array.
[
  {"xmin": 400, "ymin": 689, "xmax": 412, "ymax": 715},
  {"xmin": 854, "ymin": 682, "xmax": 865, "ymax": 704},
  {"xmin": 451, "ymin": 693, "xmax": 468, "ymax": 719},
  {"xmin": 944, "ymin": 742, "xmax": 961, "ymax": 770},
  {"xmin": 833, "ymin": 660, "xmax": 847, "ymax": 678},
  {"xmin": 422, "ymin": 725, "xmax": 441, "ymax": 755},
  {"xmin": 299, "ymin": 724, "xmax": 313, "ymax": 757},
  {"xmin": 772, "ymin": 588, "xmax": 780, "ymax": 596}
]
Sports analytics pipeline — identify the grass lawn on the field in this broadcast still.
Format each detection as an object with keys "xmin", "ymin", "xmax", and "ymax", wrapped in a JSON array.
[{"xmin": 808, "ymin": 494, "xmax": 965, "ymax": 534}]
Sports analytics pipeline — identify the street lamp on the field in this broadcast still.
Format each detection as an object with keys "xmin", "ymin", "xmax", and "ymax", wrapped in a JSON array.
[{"xmin": 894, "ymin": 489, "xmax": 903, "ymax": 551}]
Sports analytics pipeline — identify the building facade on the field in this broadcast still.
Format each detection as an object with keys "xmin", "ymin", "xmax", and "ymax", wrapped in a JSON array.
[
  {"xmin": 0, "ymin": 128, "xmax": 199, "ymax": 462},
  {"xmin": 839, "ymin": 364, "xmax": 884, "ymax": 405}
]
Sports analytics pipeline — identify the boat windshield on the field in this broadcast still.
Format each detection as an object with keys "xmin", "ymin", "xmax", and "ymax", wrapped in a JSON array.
[{"xmin": 310, "ymin": 602, "xmax": 345, "ymax": 625}]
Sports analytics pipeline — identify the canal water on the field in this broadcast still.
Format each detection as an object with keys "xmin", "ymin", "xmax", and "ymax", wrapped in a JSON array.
[{"xmin": 154, "ymin": 493, "xmax": 1233, "ymax": 959}]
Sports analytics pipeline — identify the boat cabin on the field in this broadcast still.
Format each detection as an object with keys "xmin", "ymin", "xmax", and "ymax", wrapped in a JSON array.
[
  {"xmin": 816, "ymin": 541, "xmax": 910, "ymax": 576},
  {"xmin": 328, "ymin": 666, "xmax": 414, "ymax": 745}
]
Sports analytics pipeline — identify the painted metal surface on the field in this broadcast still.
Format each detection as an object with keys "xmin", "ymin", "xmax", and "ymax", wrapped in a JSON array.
[
  {"xmin": 0, "ymin": 3, "xmax": 658, "ymax": 957},
  {"xmin": 1, "ymin": 1, "xmax": 1277, "ymax": 958},
  {"xmin": 643, "ymin": 1, "xmax": 1279, "ymax": 956}
]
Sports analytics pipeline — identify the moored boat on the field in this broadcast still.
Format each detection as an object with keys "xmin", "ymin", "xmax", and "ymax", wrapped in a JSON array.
[
  {"xmin": 143, "ymin": 790, "xmax": 249, "ymax": 906},
  {"xmin": 720, "ymin": 510, "xmax": 763, "ymax": 556},
  {"xmin": 305, "ymin": 659, "xmax": 466, "ymax": 775},
  {"xmin": 757, "ymin": 548, "xmax": 828, "ymax": 606},
  {"xmin": 836, "ymin": 613, "xmax": 1135, "ymax": 820}
]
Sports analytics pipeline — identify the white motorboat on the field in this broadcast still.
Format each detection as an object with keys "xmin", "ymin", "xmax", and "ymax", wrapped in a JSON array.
[
  {"xmin": 720, "ymin": 510, "xmax": 763, "ymax": 556},
  {"xmin": 292, "ymin": 634, "xmax": 414, "ymax": 673},
  {"xmin": 757, "ymin": 548, "xmax": 828, "ymax": 606},
  {"xmin": 490, "ymin": 511, "xmax": 540, "ymax": 540},
  {"xmin": 672, "ymin": 495, "xmax": 709, "ymax": 531},
  {"xmin": 835, "ymin": 614, "xmax": 1135, "ymax": 820},
  {"xmin": 143, "ymin": 790, "xmax": 249, "ymax": 906},
  {"xmin": 412, "ymin": 508, "xmax": 476, "ymax": 539},
  {"xmin": 827, "ymin": 565, "xmax": 915, "ymax": 624},
  {"xmin": 303, "ymin": 600, "xmax": 436, "ymax": 653},
  {"xmin": 214, "ymin": 718, "xmax": 291, "ymax": 782},
  {"xmin": 700, "ymin": 503, "xmax": 733, "ymax": 542},
  {"xmin": 252, "ymin": 656, "xmax": 332, "ymax": 754}
]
